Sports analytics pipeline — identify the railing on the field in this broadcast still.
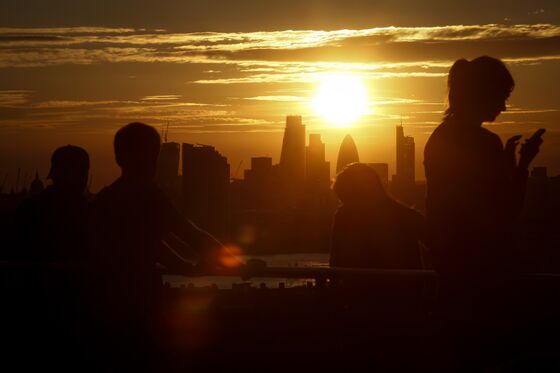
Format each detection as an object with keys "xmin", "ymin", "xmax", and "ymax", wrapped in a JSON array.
[{"xmin": 2, "ymin": 260, "xmax": 560, "ymax": 282}]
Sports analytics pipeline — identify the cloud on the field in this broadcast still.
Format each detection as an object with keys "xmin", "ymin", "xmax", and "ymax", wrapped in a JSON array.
[
  {"xmin": 1, "ymin": 24, "xmax": 560, "ymax": 69},
  {"xmin": 140, "ymin": 95, "xmax": 182, "ymax": 101},
  {"xmin": 244, "ymin": 95, "xmax": 306, "ymax": 102},
  {"xmin": 0, "ymin": 90, "xmax": 32, "ymax": 107}
]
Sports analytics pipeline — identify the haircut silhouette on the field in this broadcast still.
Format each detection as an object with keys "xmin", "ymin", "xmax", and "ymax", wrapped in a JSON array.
[{"xmin": 330, "ymin": 162, "xmax": 423, "ymax": 269}]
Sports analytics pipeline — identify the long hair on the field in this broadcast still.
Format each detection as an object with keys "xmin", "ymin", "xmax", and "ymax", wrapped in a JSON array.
[{"xmin": 445, "ymin": 56, "xmax": 514, "ymax": 120}]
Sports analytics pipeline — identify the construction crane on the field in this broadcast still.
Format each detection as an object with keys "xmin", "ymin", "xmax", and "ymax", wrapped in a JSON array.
[{"xmin": 232, "ymin": 160, "xmax": 243, "ymax": 180}]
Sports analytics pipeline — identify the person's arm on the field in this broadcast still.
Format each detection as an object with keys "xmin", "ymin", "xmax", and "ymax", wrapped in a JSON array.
[
  {"xmin": 504, "ymin": 133, "xmax": 543, "ymax": 215},
  {"xmin": 161, "ymin": 195, "xmax": 242, "ymax": 269}
]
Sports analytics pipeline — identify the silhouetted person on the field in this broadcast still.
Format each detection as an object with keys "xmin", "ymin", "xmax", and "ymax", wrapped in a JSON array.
[
  {"xmin": 9, "ymin": 145, "xmax": 91, "ymax": 366},
  {"xmin": 13, "ymin": 145, "xmax": 91, "ymax": 261},
  {"xmin": 425, "ymin": 57, "xmax": 542, "ymax": 279},
  {"xmin": 89, "ymin": 122, "xmax": 233, "ymax": 368},
  {"xmin": 328, "ymin": 163, "xmax": 424, "ymax": 363},
  {"xmin": 424, "ymin": 56, "xmax": 543, "ymax": 369},
  {"xmin": 330, "ymin": 163, "xmax": 423, "ymax": 269}
]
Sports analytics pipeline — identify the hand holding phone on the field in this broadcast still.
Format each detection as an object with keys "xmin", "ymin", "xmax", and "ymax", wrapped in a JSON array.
[
  {"xmin": 520, "ymin": 128, "xmax": 545, "ymax": 168},
  {"xmin": 528, "ymin": 128, "xmax": 546, "ymax": 142}
]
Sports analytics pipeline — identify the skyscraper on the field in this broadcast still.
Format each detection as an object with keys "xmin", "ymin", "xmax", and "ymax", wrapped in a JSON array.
[
  {"xmin": 182, "ymin": 143, "xmax": 230, "ymax": 239},
  {"xmin": 279, "ymin": 115, "xmax": 306, "ymax": 186},
  {"xmin": 155, "ymin": 141, "xmax": 180, "ymax": 190},
  {"xmin": 392, "ymin": 125, "xmax": 415, "ymax": 204},
  {"xmin": 395, "ymin": 125, "xmax": 415, "ymax": 184},
  {"xmin": 278, "ymin": 115, "xmax": 306, "ymax": 205},
  {"xmin": 243, "ymin": 157, "xmax": 276, "ymax": 210},
  {"xmin": 336, "ymin": 134, "xmax": 359, "ymax": 174},
  {"xmin": 306, "ymin": 134, "xmax": 330, "ymax": 188}
]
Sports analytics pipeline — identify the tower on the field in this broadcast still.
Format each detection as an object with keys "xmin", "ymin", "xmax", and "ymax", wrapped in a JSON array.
[
  {"xmin": 306, "ymin": 134, "xmax": 330, "ymax": 188},
  {"xmin": 392, "ymin": 124, "xmax": 415, "ymax": 205},
  {"xmin": 336, "ymin": 134, "xmax": 359, "ymax": 174},
  {"xmin": 29, "ymin": 171, "xmax": 44, "ymax": 195},
  {"xmin": 182, "ymin": 143, "xmax": 230, "ymax": 239},
  {"xmin": 156, "ymin": 142, "xmax": 180, "ymax": 190},
  {"xmin": 395, "ymin": 125, "xmax": 415, "ymax": 184},
  {"xmin": 279, "ymin": 115, "xmax": 306, "ymax": 186}
]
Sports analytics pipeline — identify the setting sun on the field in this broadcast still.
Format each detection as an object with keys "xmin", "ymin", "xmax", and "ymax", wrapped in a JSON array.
[{"xmin": 311, "ymin": 73, "xmax": 369, "ymax": 128}]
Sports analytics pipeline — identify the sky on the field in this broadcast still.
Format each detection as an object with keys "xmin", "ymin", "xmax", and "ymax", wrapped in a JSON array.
[{"xmin": 1, "ymin": 0, "xmax": 559, "ymax": 191}]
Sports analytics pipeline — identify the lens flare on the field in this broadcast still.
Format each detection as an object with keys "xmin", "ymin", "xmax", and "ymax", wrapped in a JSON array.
[{"xmin": 219, "ymin": 245, "xmax": 244, "ymax": 268}]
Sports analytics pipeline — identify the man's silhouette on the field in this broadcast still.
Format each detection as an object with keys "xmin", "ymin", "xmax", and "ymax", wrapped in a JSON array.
[
  {"xmin": 9, "ymin": 145, "xmax": 91, "ymax": 366},
  {"xmin": 89, "ymin": 122, "xmax": 231, "ymax": 367},
  {"xmin": 330, "ymin": 163, "xmax": 423, "ymax": 270},
  {"xmin": 14, "ymin": 145, "xmax": 90, "ymax": 261}
]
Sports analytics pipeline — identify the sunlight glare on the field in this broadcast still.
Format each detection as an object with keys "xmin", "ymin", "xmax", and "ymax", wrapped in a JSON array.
[{"xmin": 311, "ymin": 73, "xmax": 369, "ymax": 128}]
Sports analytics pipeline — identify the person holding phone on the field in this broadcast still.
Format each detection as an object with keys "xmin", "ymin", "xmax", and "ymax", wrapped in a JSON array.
[
  {"xmin": 425, "ymin": 56, "xmax": 544, "ymax": 279},
  {"xmin": 423, "ymin": 56, "xmax": 544, "ymax": 368}
]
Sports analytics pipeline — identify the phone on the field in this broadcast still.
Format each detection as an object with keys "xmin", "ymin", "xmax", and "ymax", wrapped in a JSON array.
[{"xmin": 528, "ymin": 128, "xmax": 546, "ymax": 141}]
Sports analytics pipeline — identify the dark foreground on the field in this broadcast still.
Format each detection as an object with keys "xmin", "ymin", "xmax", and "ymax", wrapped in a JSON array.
[{"xmin": 3, "ymin": 264, "xmax": 560, "ymax": 372}]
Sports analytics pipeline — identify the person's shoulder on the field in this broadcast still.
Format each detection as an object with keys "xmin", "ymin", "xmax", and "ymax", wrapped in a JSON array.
[
  {"xmin": 425, "ymin": 120, "xmax": 450, "ymax": 152},
  {"xmin": 93, "ymin": 179, "xmax": 122, "ymax": 205},
  {"xmin": 478, "ymin": 127, "xmax": 503, "ymax": 148},
  {"xmin": 391, "ymin": 200, "xmax": 424, "ymax": 223}
]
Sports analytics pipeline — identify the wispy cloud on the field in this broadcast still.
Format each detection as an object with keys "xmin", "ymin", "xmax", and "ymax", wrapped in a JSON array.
[
  {"xmin": 141, "ymin": 95, "xmax": 182, "ymax": 101},
  {"xmin": 1, "ymin": 24, "xmax": 559, "ymax": 69},
  {"xmin": 0, "ymin": 90, "xmax": 32, "ymax": 106},
  {"xmin": 244, "ymin": 95, "xmax": 306, "ymax": 102}
]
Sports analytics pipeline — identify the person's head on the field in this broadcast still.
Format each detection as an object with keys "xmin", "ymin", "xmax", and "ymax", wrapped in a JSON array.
[
  {"xmin": 445, "ymin": 56, "xmax": 514, "ymax": 123},
  {"xmin": 114, "ymin": 122, "xmax": 160, "ymax": 181},
  {"xmin": 47, "ymin": 145, "xmax": 89, "ymax": 193},
  {"xmin": 333, "ymin": 163, "xmax": 387, "ymax": 207}
]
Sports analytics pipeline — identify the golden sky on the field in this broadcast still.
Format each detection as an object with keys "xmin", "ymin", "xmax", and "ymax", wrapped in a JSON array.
[{"xmin": 1, "ymin": 1, "xmax": 559, "ymax": 191}]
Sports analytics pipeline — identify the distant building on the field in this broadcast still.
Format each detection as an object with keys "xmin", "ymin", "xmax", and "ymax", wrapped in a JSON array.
[
  {"xmin": 29, "ymin": 171, "xmax": 44, "ymax": 195},
  {"xmin": 306, "ymin": 134, "xmax": 330, "ymax": 189},
  {"xmin": 366, "ymin": 163, "xmax": 389, "ymax": 189},
  {"xmin": 279, "ymin": 115, "xmax": 306, "ymax": 205},
  {"xmin": 395, "ymin": 125, "xmax": 415, "ymax": 184},
  {"xmin": 279, "ymin": 115, "xmax": 306, "ymax": 184},
  {"xmin": 336, "ymin": 134, "xmax": 359, "ymax": 174},
  {"xmin": 244, "ymin": 157, "xmax": 277, "ymax": 210},
  {"xmin": 391, "ymin": 125, "xmax": 415, "ymax": 205},
  {"xmin": 156, "ymin": 141, "xmax": 180, "ymax": 190},
  {"xmin": 182, "ymin": 143, "xmax": 230, "ymax": 239}
]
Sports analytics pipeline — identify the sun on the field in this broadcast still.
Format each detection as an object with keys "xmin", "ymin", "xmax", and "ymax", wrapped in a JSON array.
[{"xmin": 311, "ymin": 73, "xmax": 369, "ymax": 128}]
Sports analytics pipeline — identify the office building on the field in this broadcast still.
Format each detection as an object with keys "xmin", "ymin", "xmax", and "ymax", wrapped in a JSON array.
[
  {"xmin": 182, "ymin": 143, "xmax": 230, "ymax": 239},
  {"xmin": 336, "ymin": 134, "xmax": 359, "ymax": 174}
]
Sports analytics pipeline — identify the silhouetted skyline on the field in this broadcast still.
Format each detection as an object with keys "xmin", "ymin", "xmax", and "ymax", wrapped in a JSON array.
[{"xmin": 1, "ymin": 1, "xmax": 559, "ymax": 191}]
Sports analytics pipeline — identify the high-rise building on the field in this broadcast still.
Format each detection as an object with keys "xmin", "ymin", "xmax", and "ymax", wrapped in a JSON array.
[
  {"xmin": 306, "ymin": 134, "xmax": 330, "ymax": 188},
  {"xmin": 243, "ymin": 157, "xmax": 276, "ymax": 210},
  {"xmin": 366, "ymin": 163, "xmax": 389, "ymax": 189},
  {"xmin": 392, "ymin": 125, "xmax": 415, "ymax": 205},
  {"xmin": 279, "ymin": 115, "xmax": 306, "ymax": 185},
  {"xmin": 336, "ymin": 134, "xmax": 359, "ymax": 174},
  {"xmin": 182, "ymin": 143, "xmax": 230, "ymax": 239},
  {"xmin": 156, "ymin": 141, "xmax": 180, "ymax": 190},
  {"xmin": 395, "ymin": 125, "xmax": 415, "ymax": 184}
]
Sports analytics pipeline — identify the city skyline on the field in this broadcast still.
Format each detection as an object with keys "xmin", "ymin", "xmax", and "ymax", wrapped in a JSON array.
[{"xmin": 1, "ymin": 1, "xmax": 560, "ymax": 191}]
